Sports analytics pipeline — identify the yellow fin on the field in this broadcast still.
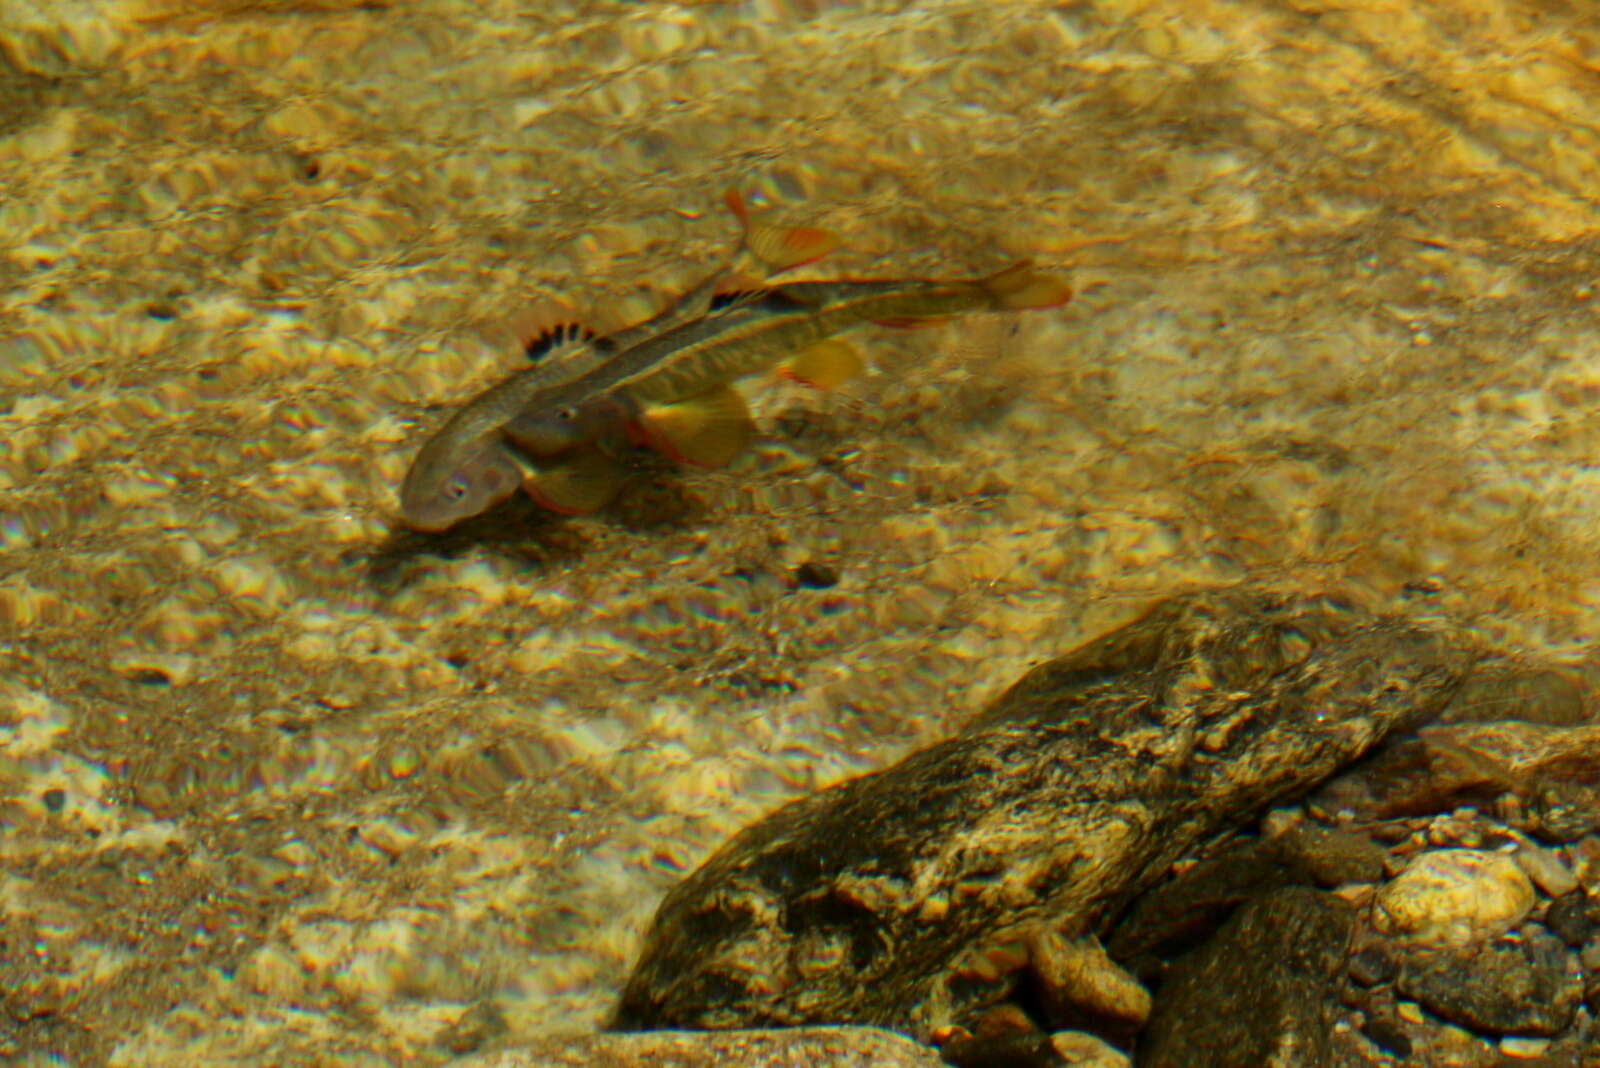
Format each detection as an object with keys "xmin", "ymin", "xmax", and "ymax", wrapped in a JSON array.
[
  {"xmin": 779, "ymin": 339, "xmax": 864, "ymax": 390},
  {"xmin": 634, "ymin": 383, "xmax": 753, "ymax": 468},
  {"xmin": 981, "ymin": 261, "xmax": 1074, "ymax": 310},
  {"xmin": 520, "ymin": 447, "xmax": 627, "ymax": 515}
]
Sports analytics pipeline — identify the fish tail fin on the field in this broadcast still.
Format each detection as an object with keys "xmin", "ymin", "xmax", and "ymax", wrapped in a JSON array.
[
  {"xmin": 981, "ymin": 261, "xmax": 1074, "ymax": 310},
  {"xmin": 633, "ymin": 383, "xmax": 754, "ymax": 468},
  {"xmin": 520, "ymin": 447, "xmax": 628, "ymax": 515},
  {"xmin": 724, "ymin": 187, "xmax": 840, "ymax": 274},
  {"xmin": 778, "ymin": 339, "xmax": 865, "ymax": 389}
]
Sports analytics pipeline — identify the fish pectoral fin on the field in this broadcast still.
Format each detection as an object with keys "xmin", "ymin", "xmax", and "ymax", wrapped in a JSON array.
[
  {"xmin": 520, "ymin": 446, "xmax": 627, "ymax": 515},
  {"xmin": 778, "ymin": 339, "xmax": 864, "ymax": 390},
  {"xmin": 522, "ymin": 321, "xmax": 602, "ymax": 362},
  {"xmin": 634, "ymin": 384, "xmax": 754, "ymax": 468},
  {"xmin": 724, "ymin": 187, "xmax": 841, "ymax": 274},
  {"xmin": 981, "ymin": 261, "xmax": 1074, "ymax": 310},
  {"xmin": 506, "ymin": 296, "xmax": 597, "ymax": 360}
]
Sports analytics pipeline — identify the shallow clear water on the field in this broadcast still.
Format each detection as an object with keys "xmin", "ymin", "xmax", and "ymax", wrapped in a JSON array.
[{"xmin": 1, "ymin": 0, "xmax": 1597, "ymax": 1062}]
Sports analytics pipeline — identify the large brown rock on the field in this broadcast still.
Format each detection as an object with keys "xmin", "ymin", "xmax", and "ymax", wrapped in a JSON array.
[
  {"xmin": 452, "ymin": 1026, "xmax": 945, "ymax": 1068},
  {"xmin": 613, "ymin": 591, "xmax": 1475, "ymax": 1040}
]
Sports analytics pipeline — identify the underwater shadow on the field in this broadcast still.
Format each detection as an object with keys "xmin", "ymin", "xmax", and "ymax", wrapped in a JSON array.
[
  {"xmin": 361, "ymin": 493, "xmax": 578, "ymax": 594},
  {"xmin": 360, "ymin": 453, "xmax": 712, "ymax": 595}
]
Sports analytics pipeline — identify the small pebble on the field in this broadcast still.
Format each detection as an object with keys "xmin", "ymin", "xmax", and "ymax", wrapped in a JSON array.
[
  {"xmin": 1332, "ymin": 883, "xmax": 1373, "ymax": 905},
  {"xmin": 1580, "ymin": 941, "xmax": 1600, "ymax": 974},
  {"xmin": 1514, "ymin": 842, "xmax": 1578, "ymax": 898},
  {"xmin": 972, "ymin": 1004, "xmax": 1036, "ymax": 1039},
  {"xmin": 1368, "ymin": 821, "xmax": 1418, "ymax": 845},
  {"xmin": 1543, "ymin": 891, "xmax": 1595, "ymax": 947},
  {"xmin": 1347, "ymin": 943, "xmax": 1397, "ymax": 987},
  {"xmin": 1570, "ymin": 834, "xmax": 1600, "ymax": 885},
  {"xmin": 1048, "ymin": 1031, "xmax": 1129, "ymax": 1068},
  {"xmin": 1029, "ymin": 931, "xmax": 1151, "ymax": 1032},
  {"xmin": 1426, "ymin": 816, "xmax": 1483, "ymax": 848},
  {"xmin": 1289, "ymin": 824, "xmax": 1387, "ymax": 886},
  {"xmin": 1359, "ymin": 1014, "xmax": 1413, "ymax": 1059},
  {"xmin": 1498, "ymin": 1035, "xmax": 1550, "ymax": 1059},
  {"xmin": 1260, "ymin": 807, "xmax": 1298, "ymax": 837},
  {"xmin": 793, "ymin": 561, "xmax": 840, "ymax": 589}
]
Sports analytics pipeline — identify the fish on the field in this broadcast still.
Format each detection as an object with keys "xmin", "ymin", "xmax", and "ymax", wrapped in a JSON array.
[
  {"xmin": 503, "ymin": 261, "xmax": 1074, "ymax": 514},
  {"xmin": 397, "ymin": 192, "xmax": 838, "ymax": 532}
]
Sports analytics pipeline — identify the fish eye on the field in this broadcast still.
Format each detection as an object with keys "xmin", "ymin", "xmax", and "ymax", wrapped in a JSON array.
[
  {"xmin": 444, "ymin": 478, "xmax": 470, "ymax": 502},
  {"xmin": 558, "ymin": 408, "xmax": 576, "ymax": 422}
]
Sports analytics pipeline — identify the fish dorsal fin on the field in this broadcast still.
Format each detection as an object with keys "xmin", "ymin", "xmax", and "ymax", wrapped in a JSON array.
[
  {"xmin": 633, "ymin": 383, "xmax": 754, "ymax": 469},
  {"xmin": 746, "ymin": 222, "xmax": 839, "ymax": 273},
  {"xmin": 520, "ymin": 446, "xmax": 628, "ymax": 515},
  {"xmin": 523, "ymin": 322, "xmax": 603, "ymax": 362},
  {"xmin": 723, "ymin": 187, "xmax": 840, "ymax": 273},
  {"xmin": 778, "ymin": 339, "xmax": 864, "ymax": 389}
]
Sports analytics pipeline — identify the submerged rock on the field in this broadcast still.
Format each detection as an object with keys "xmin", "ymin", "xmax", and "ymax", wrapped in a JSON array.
[
  {"xmin": 1543, "ymin": 889, "xmax": 1595, "ymax": 947},
  {"xmin": 1371, "ymin": 850, "xmax": 1535, "ymax": 948},
  {"xmin": 1393, "ymin": 926, "xmax": 1581, "ymax": 1037},
  {"xmin": 1434, "ymin": 664, "xmax": 1590, "ymax": 727},
  {"xmin": 1028, "ymin": 931, "xmax": 1151, "ymax": 1041},
  {"xmin": 450, "ymin": 1026, "xmax": 946, "ymax": 1067},
  {"xmin": 612, "ymin": 590, "xmax": 1475, "ymax": 1040},
  {"xmin": 1136, "ymin": 886, "xmax": 1354, "ymax": 1068},
  {"xmin": 1108, "ymin": 819, "xmax": 1386, "ymax": 967},
  {"xmin": 1312, "ymin": 720, "xmax": 1600, "ymax": 843}
]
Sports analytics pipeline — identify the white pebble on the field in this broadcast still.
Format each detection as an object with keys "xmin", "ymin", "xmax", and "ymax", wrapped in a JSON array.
[
  {"xmin": 1499, "ymin": 1035, "xmax": 1551, "ymax": 1059},
  {"xmin": 1372, "ymin": 849, "xmax": 1535, "ymax": 947}
]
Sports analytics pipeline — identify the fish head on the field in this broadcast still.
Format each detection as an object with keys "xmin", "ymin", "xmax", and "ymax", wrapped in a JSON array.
[
  {"xmin": 400, "ymin": 439, "xmax": 526, "ymax": 532},
  {"xmin": 504, "ymin": 396, "xmax": 627, "ymax": 456}
]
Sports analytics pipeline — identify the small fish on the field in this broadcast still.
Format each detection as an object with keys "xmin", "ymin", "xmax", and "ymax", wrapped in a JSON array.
[
  {"xmin": 398, "ymin": 192, "xmax": 837, "ymax": 532},
  {"xmin": 396, "ymin": 330, "xmax": 601, "ymax": 533},
  {"xmin": 504, "ymin": 261, "xmax": 1073, "ymax": 514}
]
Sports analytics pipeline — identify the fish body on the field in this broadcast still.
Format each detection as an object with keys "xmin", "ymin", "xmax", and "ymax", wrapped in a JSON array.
[
  {"xmin": 504, "ymin": 263, "xmax": 1072, "ymax": 496},
  {"xmin": 633, "ymin": 268, "xmax": 1063, "ymax": 404},
  {"xmin": 398, "ymin": 192, "xmax": 838, "ymax": 532},
  {"xmin": 397, "ymin": 331, "xmax": 613, "ymax": 531}
]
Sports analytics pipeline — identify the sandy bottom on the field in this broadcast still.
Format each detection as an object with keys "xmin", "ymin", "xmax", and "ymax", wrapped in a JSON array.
[{"xmin": 1, "ymin": 0, "xmax": 1598, "ymax": 1063}]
